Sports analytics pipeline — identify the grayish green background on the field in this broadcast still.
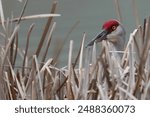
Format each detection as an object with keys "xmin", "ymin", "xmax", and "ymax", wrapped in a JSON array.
[{"xmin": 2, "ymin": 0, "xmax": 150, "ymax": 66}]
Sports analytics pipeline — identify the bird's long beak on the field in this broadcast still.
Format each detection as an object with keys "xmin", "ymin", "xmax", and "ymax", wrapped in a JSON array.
[{"xmin": 86, "ymin": 29, "xmax": 109, "ymax": 48}]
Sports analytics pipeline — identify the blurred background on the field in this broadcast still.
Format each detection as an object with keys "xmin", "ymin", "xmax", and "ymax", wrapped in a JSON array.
[{"xmin": 1, "ymin": 0, "xmax": 150, "ymax": 66}]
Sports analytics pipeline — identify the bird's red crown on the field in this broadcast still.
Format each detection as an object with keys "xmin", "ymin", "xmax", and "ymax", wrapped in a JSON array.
[{"xmin": 102, "ymin": 20, "xmax": 119, "ymax": 33}]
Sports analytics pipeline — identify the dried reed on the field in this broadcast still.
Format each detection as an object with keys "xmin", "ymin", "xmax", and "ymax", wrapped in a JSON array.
[{"xmin": 0, "ymin": 0, "xmax": 149, "ymax": 100}]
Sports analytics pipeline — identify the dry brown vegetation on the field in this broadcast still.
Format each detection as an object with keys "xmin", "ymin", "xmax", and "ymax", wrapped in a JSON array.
[{"xmin": 0, "ymin": 0, "xmax": 150, "ymax": 100}]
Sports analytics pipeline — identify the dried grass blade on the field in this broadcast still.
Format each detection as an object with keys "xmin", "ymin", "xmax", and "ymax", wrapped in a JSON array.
[
  {"xmin": 128, "ymin": 42, "xmax": 135, "ymax": 93},
  {"xmin": 142, "ymin": 18, "xmax": 146, "ymax": 43},
  {"xmin": 40, "ymin": 22, "xmax": 56, "ymax": 69},
  {"xmin": 145, "ymin": 51, "xmax": 150, "ymax": 80},
  {"xmin": 33, "ymin": 55, "xmax": 44, "ymax": 99},
  {"xmin": 22, "ymin": 23, "xmax": 35, "ymax": 76},
  {"xmin": 79, "ymin": 33, "xmax": 85, "ymax": 73},
  {"xmin": 12, "ymin": 32, "xmax": 18, "ymax": 66},
  {"xmin": 4, "ymin": 72, "xmax": 13, "ymax": 100},
  {"xmin": 122, "ymin": 29, "xmax": 138, "ymax": 65},
  {"xmin": 7, "ymin": 58, "xmax": 25, "ymax": 99},
  {"xmin": 118, "ymin": 87, "xmax": 137, "ymax": 100},
  {"xmin": 133, "ymin": 27, "xmax": 141, "ymax": 60},
  {"xmin": 139, "ymin": 17, "xmax": 150, "ymax": 70},
  {"xmin": 78, "ymin": 33, "xmax": 87, "ymax": 99},
  {"xmin": 144, "ymin": 17, "xmax": 150, "ymax": 47},
  {"xmin": 40, "ymin": 58, "xmax": 53, "ymax": 72},
  {"xmin": 12, "ymin": 14, "xmax": 60, "ymax": 23},
  {"xmin": 0, "ymin": 25, "xmax": 19, "ymax": 74},
  {"xmin": 17, "ymin": 0, "xmax": 28, "ymax": 24},
  {"xmin": 97, "ymin": 83, "xmax": 106, "ymax": 100},
  {"xmin": 92, "ymin": 42, "xmax": 97, "ymax": 64},
  {"xmin": 9, "ymin": 34, "xmax": 15, "ymax": 67},
  {"xmin": 67, "ymin": 40, "xmax": 74, "ymax": 99},
  {"xmin": 0, "ymin": 0, "xmax": 5, "ymax": 30},
  {"xmin": 35, "ymin": 1, "xmax": 58, "ymax": 57},
  {"xmin": 141, "ymin": 80, "xmax": 150, "ymax": 99}
]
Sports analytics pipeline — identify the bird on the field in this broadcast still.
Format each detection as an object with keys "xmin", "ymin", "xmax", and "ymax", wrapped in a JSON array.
[{"xmin": 86, "ymin": 19, "xmax": 126, "ymax": 56}]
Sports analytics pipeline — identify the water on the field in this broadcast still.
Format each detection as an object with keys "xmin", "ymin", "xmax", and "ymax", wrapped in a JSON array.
[{"xmin": 1, "ymin": 0, "xmax": 150, "ymax": 66}]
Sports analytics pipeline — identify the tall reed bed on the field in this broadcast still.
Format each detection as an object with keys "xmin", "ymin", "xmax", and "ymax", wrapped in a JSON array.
[{"xmin": 0, "ymin": 0, "xmax": 149, "ymax": 99}]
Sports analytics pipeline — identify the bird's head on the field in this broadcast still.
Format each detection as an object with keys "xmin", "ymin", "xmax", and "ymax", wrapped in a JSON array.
[{"xmin": 86, "ymin": 19, "xmax": 126, "ymax": 50}]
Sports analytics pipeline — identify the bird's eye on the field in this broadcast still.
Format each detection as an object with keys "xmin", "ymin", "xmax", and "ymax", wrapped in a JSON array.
[{"xmin": 112, "ymin": 26, "xmax": 117, "ymax": 31}]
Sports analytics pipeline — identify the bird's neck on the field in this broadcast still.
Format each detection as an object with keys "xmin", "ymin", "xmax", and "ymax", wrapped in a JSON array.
[
  {"xmin": 109, "ymin": 36, "xmax": 125, "ymax": 51},
  {"xmin": 107, "ymin": 36, "xmax": 125, "ymax": 61}
]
